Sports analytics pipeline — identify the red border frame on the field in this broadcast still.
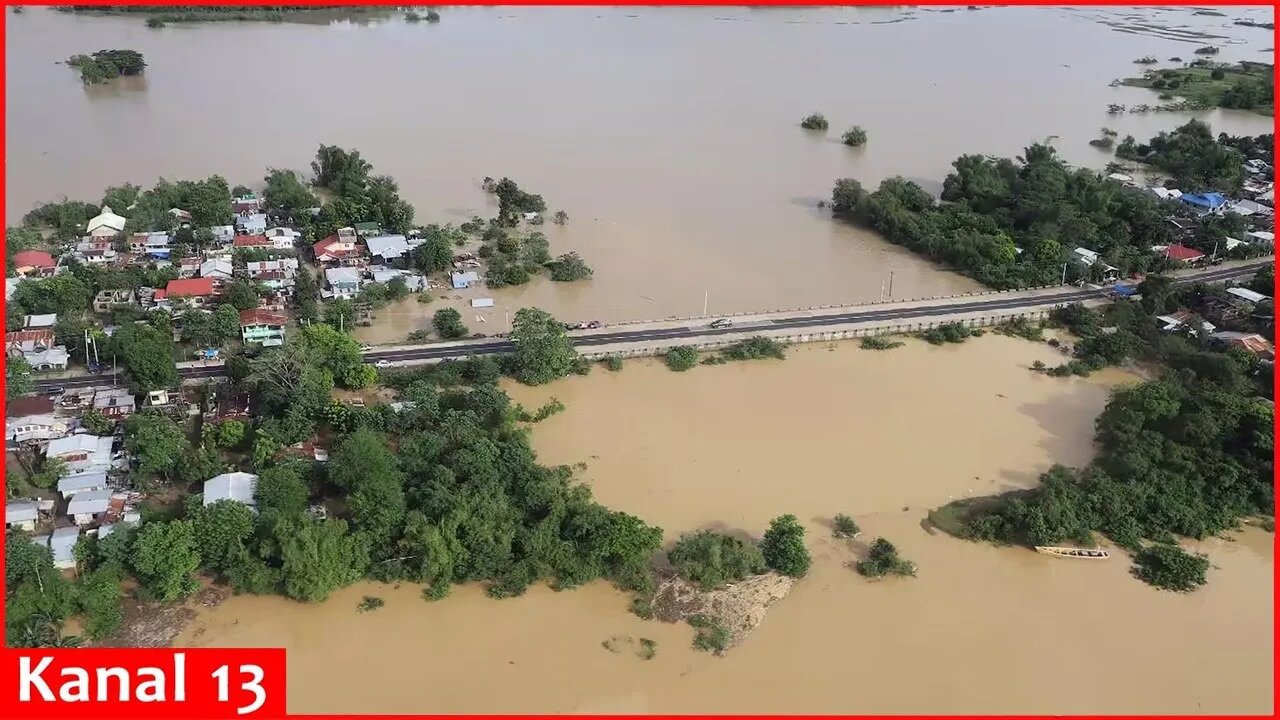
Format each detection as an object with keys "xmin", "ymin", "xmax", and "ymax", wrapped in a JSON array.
[{"xmin": 0, "ymin": 1, "xmax": 1276, "ymax": 719}]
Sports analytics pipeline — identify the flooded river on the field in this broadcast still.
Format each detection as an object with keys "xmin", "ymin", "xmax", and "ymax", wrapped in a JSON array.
[
  {"xmin": 6, "ymin": 6, "xmax": 1274, "ymax": 325},
  {"xmin": 176, "ymin": 338, "xmax": 1274, "ymax": 714}
]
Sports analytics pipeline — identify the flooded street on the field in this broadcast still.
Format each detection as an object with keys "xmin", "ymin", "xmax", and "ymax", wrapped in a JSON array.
[
  {"xmin": 6, "ymin": 6, "xmax": 1274, "ymax": 323},
  {"xmin": 177, "ymin": 338, "xmax": 1274, "ymax": 714}
]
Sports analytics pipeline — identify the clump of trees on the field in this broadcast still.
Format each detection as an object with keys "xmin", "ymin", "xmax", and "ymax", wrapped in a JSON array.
[
  {"xmin": 1115, "ymin": 119, "xmax": 1247, "ymax": 191},
  {"xmin": 919, "ymin": 322, "xmax": 977, "ymax": 345},
  {"xmin": 800, "ymin": 113, "xmax": 829, "ymax": 130},
  {"xmin": 507, "ymin": 307, "xmax": 578, "ymax": 385},
  {"xmin": 860, "ymin": 336, "xmax": 904, "ymax": 350},
  {"xmin": 688, "ymin": 613, "xmax": 730, "ymax": 653},
  {"xmin": 831, "ymin": 513, "xmax": 860, "ymax": 539},
  {"xmin": 311, "ymin": 144, "xmax": 415, "ymax": 236},
  {"xmin": 855, "ymin": 538, "xmax": 917, "ymax": 578},
  {"xmin": 668, "ymin": 531, "xmax": 766, "ymax": 590},
  {"xmin": 841, "ymin": 126, "xmax": 868, "ymax": 147},
  {"xmin": 546, "ymin": 252, "xmax": 593, "ymax": 282},
  {"xmin": 432, "ymin": 308, "xmax": 467, "ymax": 339},
  {"xmin": 1132, "ymin": 544, "xmax": 1209, "ymax": 592},
  {"xmin": 66, "ymin": 49, "xmax": 146, "ymax": 84}
]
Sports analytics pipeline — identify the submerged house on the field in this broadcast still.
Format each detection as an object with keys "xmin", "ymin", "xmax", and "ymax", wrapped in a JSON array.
[{"xmin": 1179, "ymin": 192, "xmax": 1228, "ymax": 216}]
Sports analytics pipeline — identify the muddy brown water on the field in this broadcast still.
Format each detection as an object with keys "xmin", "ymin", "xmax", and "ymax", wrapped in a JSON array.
[
  {"xmin": 6, "ymin": 6, "xmax": 1274, "ymax": 328},
  {"xmin": 175, "ymin": 339, "xmax": 1274, "ymax": 714}
]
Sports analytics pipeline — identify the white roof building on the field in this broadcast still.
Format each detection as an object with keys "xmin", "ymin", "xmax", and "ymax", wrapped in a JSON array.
[
  {"xmin": 87, "ymin": 206, "xmax": 127, "ymax": 236},
  {"xmin": 49, "ymin": 526, "xmax": 81, "ymax": 569},
  {"xmin": 24, "ymin": 313, "xmax": 57, "ymax": 329},
  {"xmin": 46, "ymin": 434, "xmax": 114, "ymax": 473},
  {"xmin": 204, "ymin": 472, "xmax": 259, "ymax": 507},
  {"xmin": 6, "ymin": 501, "xmax": 39, "ymax": 527},
  {"xmin": 200, "ymin": 259, "xmax": 234, "ymax": 279},
  {"xmin": 366, "ymin": 235, "xmax": 411, "ymax": 261},
  {"xmin": 57, "ymin": 470, "xmax": 110, "ymax": 499},
  {"xmin": 1227, "ymin": 287, "xmax": 1269, "ymax": 304},
  {"xmin": 1246, "ymin": 231, "xmax": 1275, "ymax": 244},
  {"xmin": 67, "ymin": 488, "xmax": 114, "ymax": 519}
]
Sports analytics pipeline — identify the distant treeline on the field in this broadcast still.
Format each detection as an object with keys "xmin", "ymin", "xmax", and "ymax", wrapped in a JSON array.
[{"xmin": 56, "ymin": 6, "xmax": 382, "ymax": 22}]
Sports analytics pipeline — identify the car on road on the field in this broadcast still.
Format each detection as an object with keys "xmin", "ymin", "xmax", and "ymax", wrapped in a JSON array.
[
  {"xmin": 360, "ymin": 344, "xmax": 374, "ymax": 352},
  {"xmin": 45, "ymin": 386, "xmax": 65, "ymax": 398},
  {"xmin": 374, "ymin": 360, "xmax": 393, "ymax": 369},
  {"xmin": 709, "ymin": 318, "xmax": 732, "ymax": 329}
]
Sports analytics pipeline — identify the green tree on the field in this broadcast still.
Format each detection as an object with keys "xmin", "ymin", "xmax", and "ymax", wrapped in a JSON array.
[
  {"xmin": 432, "ymin": 308, "xmax": 467, "ymax": 339},
  {"xmin": 80, "ymin": 407, "xmax": 114, "ymax": 435},
  {"xmin": 124, "ymin": 413, "xmax": 190, "ymax": 481},
  {"xmin": 546, "ymin": 252, "xmax": 593, "ymax": 282},
  {"xmin": 194, "ymin": 500, "xmax": 255, "ymax": 574},
  {"xmin": 112, "ymin": 323, "xmax": 178, "ymax": 391},
  {"xmin": 6, "ymin": 356, "xmax": 32, "ymax": 401},
  {"xmin": 254, "ymin": 464, "xmax": 310, "ymax": 518},
  {"xmin": 223, "ymin": 279, "xmax": 262, "ymax": 312},
  {"xmin": 413, "ymin": 236, "xmax": 454, "ymax": 274},
  {"xmin": 76, "ymin": 564, "xmax": 124, "ymax": 639},
  {"xmin": 212, "ymin": 419, "xmax": 246, "ymax": 448},
  {"xmin": 855, "ymin": 537, "xmax": 917, "ymax": 578},
  {"xmin": 508, "ymin": 308, "xmax": 577, "ymax": 385},
  {"xmin": 132, "ymin": 521, "xmax": 201, "ymax": 601},
  {"xmin": 211, "ymin": 304, "xmax": 242, "ymax": 346},
  {"xmin": 263, "ymin": 168, "xmax": 317, "ymax": 218},
  {"xmin": 760, "ymin": 514, "xmax": 811, "ymax": 577},
  {"xmin": 664, "ymin": 346, "xmax": 698, "ymax": 371},
  {"xmin": 294, "ymin": 267, "xmax": 319, "ymax": 323},
  {"xmin": 276, "ymin": 517, "xmax": 368, "ymax": 602},
  {"xmin": 667, "ymin": 530, "xmax": 766, "ymax": 590}
]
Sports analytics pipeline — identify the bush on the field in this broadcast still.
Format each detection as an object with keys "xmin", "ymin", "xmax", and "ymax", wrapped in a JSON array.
[
  {"xmin": 357, "ymin": 596, "xmax": 385, "ymax": 612},
  {"xmin": 602, "ymin": 356, "xmax": 623, "ymax": 371},
  {"xmin": 664, "ymin": 346, "xmax": 698, "ymax": 371},
  {"xmin": 860, "ymin": 336, "xmax": 904, "ymax": 350},
  {"xmin": 920, "ymin": 322, "xmax": 974, "ymax": 345},
  {"xmin": 719, "ymin": 337, "xmax": 786, "ymax": 361},
  {"xmin": 432, "ymin": 308, "xmax": 467, "ymax": 339},
  {"xmin": 1210, "ymin": 68, "xmax": 1226, "ymax": 80},
  {"xmin": 841, "ymin": 126, "xmax": 868, "ymax": 147},
  {"xmin": 800, "ymin": 113, "xmax": 829, "ymax": 130},
  {"xmin": 1132, "ymin": 544, "xmax": 1208, "ymax": 592},
  {"xmin": 855, "ymin": 538, "xmax": 917, "ymax": 578},
  {"xmin": 760, "ymin": 514, "xmax": 810, "ymax": 577},
  {"xmin": 831, "ymin": 513, "xmax": 860, "ymax": 539},
  {"xmin": 668, "ymin": 531, "xmax": 766, "ymax": 590},
  {"xmin": 995, "ymin": 317, "xmax": 1043, "ymax": 341},
  {"xmin": 146, "ymin": 17, "xmax": 165, "ymax": 28},
  {"xmin": 688, "ymin": 614, "xmax": 730, "ymax": 653}
]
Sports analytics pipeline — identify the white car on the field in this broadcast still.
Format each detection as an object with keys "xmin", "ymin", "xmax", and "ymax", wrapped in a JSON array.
[
  {"xmin": 360, "ymin": 344, "xmax": 374, "ymax": 352},
  {"xmin": 374, "ymin": 360, "xmax": 393, "ymax": 369}
]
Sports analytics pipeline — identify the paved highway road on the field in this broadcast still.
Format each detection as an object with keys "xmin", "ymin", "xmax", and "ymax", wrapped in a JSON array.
[{"xmin": 30, "ymin": 260, "xmax": 1270, "ymax": 393}]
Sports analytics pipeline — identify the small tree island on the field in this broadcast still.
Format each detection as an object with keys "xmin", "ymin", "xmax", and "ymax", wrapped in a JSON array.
[{"xmin": 66, "ymin": 49, "xmax": 146, "ymax": 84}]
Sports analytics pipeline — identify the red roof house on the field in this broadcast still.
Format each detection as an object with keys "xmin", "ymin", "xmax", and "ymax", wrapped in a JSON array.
[
  {"xmin": 11, "ymin": 250, "xmax": 56, "ymax": 277},
  {"xmin": 313, "ymin": 234, "xmax": 366, "ymax": 264},
  {"xmin": 1164, "ymin": 244, "xmax": 1205, "ymax": 263},
  {"xmin": 6, "ymin": 329, "xmax": 55, "ymax": 356},
  {"xmin": 234, "ymin": 234, "xmax": 270, "ymax": 248},
  {"xmin": 165, "ymin": 277, "xmax": 217, "ymax": 299}
]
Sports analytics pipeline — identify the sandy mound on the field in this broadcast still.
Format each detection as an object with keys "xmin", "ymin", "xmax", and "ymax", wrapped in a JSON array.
[{"xmin": 649, "ymin": 571, "xmax": 798, "ymax": 654}]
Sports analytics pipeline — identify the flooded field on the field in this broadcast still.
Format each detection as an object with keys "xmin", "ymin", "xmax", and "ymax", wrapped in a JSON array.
[
  {"xmin": 7, "ymin": 6, "xmax": 1274, "ymax": 324},
  {"xmin": 177, "ymin": 338, "xmax": 1274, "ymax": 714}
]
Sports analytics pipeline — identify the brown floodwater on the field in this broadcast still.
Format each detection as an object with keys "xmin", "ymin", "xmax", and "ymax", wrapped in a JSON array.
[
  {"xmin": 176, "ymin": 338, "xmax": 1274, "ymax": 714},
  {"xmin": 6, "ymin": 6, "xmax": 1274, "ymax": 324}
]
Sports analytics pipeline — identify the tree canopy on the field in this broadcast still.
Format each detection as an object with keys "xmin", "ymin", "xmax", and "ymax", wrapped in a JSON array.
[{"xmin": 508, "ymin": 308, "xmax": 577, "ymax": 385}]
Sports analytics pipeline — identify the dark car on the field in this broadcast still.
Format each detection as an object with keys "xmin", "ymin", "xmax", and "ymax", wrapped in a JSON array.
[{"xmin": 710, "ymin": 318, "xmax": 732, "ymax": 329}]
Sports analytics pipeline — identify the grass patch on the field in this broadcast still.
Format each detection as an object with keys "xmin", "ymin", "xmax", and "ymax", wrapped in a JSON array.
[
  {"xmin": 637, "ymin": 638, "xmax": 657, "ymax": 660},
  {"xmin": 1119, "ymin": 63, "xmax": 1274, "ymax": 115},
  {"xmin": 602, "ymin": 356, "xmax": 624, "ymax": 371},
  {"xmin": 919, "ymin": 322, "xmax": 979, "ymax": 345},
  {"xmin": 357, "ymin": 596, "xmax": 385, "ymax": 613},
  {"xmin": 859, "ymin": 336, "xmax": 904, "ymax": 350},
  {"xmin": 994, "ymin": 317, "xmax": 1044, "ymax": 341}
]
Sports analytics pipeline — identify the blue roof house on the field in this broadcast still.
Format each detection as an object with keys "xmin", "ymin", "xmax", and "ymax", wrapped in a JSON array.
[{"xmin": 1180, "ymin": 192, "xmax": 1227, "ymax": 215}]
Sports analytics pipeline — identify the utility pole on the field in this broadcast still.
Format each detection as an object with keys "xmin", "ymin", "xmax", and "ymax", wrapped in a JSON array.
[
  {"xmin": 1061, "ymin": 262, "xmax": 1068, "ymax": 285},
  {"xmin": 888, "ymin": 271, "xmax": 895, "ymax": 300},
  {"xmin": 703, "ymin": 291, "xmax": 709, "ymax": 317}
]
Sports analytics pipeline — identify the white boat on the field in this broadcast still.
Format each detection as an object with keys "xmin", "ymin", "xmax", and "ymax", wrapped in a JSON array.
[{"xmin": 1035, "ymin": 546, "xmax": 1109, "ymax": 559}]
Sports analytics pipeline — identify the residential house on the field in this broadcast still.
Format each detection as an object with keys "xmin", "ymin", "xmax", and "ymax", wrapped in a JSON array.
[
  {"xmin": 1246, "ymin": 231, "xmax": 1275, "ymax": 246},
  {"xmin": 1070, "ymin": 247, "xmax": 1119, "ymax": 281},
  {"xmin": 313, "ymin": 229, "xmax": 366, "ymax": 266},
  {"xmin": 177, "ymin": 257, "xmax": 201, "ymax": 278},
  {"xmin": 265, "ymin": 226, "xmax": 301, "ymax": 245},
  {"xmin": 1149, "ymin": 187, "xmax": 1183, "ymax": 202},
  {"xmin": 1179, "ymin": 192, "xmax": 1228, "ymax": 216},
  {"xmin": 366, "ymin": 235, "xmax": 411, "ymax": 265},
  {"xmin": 1229, "ymin": 199, "xmax": 1274, "ymax": 218},
  {"xmin": 6, "ymin": 501, "xmax": 39, "ymax": 531},
  {"xmin": 233, "ymin": 195, "xmax": 265, "ymax": 215},
  {"xmin": 1155, "ymin": 310, "xmax": 1216, "ymax": 336},
  {"xmin": 204, "ymin": 472, "xmax": 259, "ymax": 508},
  {"xmin": 6, "ymin": 328, "xmax": 54, "ymax": 357},
  {"xmin": 451, "ymin": 271, "xmax": 480, "ymax": 289},
  {"xmin": 236, "ymin": 214, "xmax": 269, "ymax": 234},
  {"xmin": 49, "ymin": 526, "xmax": 81, "ymax": 569},
  {"xmin": 7, "ymin": 396, "xmax": 69, "ymax": 445},
  {"xmin": 245, "ymin": 259, "xmax": 299, "ymax": 291},
  {"xmin": 68, "ymin": 488, "xmax": 114, "ymax": 525},
  {"xmin": 46, "ymin": 434, "xmax": 114, "ymax": 474},
  {"xmin": 240, "ymin": 309, "xmax": 287, "ymax": 347},
  {"xmin": 1226, "ymin": 287, "xmax": 1270, "ymax": 305},
  {"xmin": 164, "ymin": 277, "xmax": 218, "ymax": 308},
  {"xmin": 57, "ymin": 470, "xmax": 110, "ymax": 501},
  {"xmin": 86, "ymin": 206, "xmax": 127, "ymax": 238},
  {"xmin": 23, "ymin": 313, "xmax": 57, "ymax": 330},
  {"xmin": 92, "ymin": 387, "xmax": 136, "ymax": 419},
  {"xmin": 169, "ymin": 208, "xmax": 193, "ymax": 225},
  {"xmin": 1210, "ymin": 331, "xmax": 1275, "ymax": 361},
  {"xmin": 93, "ymin": 288, "xmax": 136, "ymax": 314},
  {"xmin": 324, "ymin": 267, "xmax": 362, "ymax": 299},
  {"xmin": 24, "ymin": 345, "xmax": 69, "ymax": 372},
  {"xmin": 199, "ymin": 259, "xmax": 234, "ymax": 280},
  {"xmin": 129, "ymin": 232, "xmax": 172, "ymax": 259},
  {"xmin": 1258, "ymin": 188, "xmax": 1275, "ymax": 206},
  {"xmin": 1159, "ymin": 244, "xmax": 1205, "ymax": 264},
  {"xmin": 75, "ymin": 238, "xmax": 118, "ymax": 266},
  {"xmin": 98, "ymin": 511, "xmax": 141, "ymax": 540},
  {"xmin": 210, "ymin": 225, "xmax": 236, "ymax": 246},
  {"xmin": 353, "ymin": 221, "xmax": 382, "ymax": 238},
  {"xmin": 233, "ymin": 234, "xmax": 272, "ymax": 250},
  {"xmin": 11, "ymin": 250, "xmax": 56, "ymax": 278}
]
